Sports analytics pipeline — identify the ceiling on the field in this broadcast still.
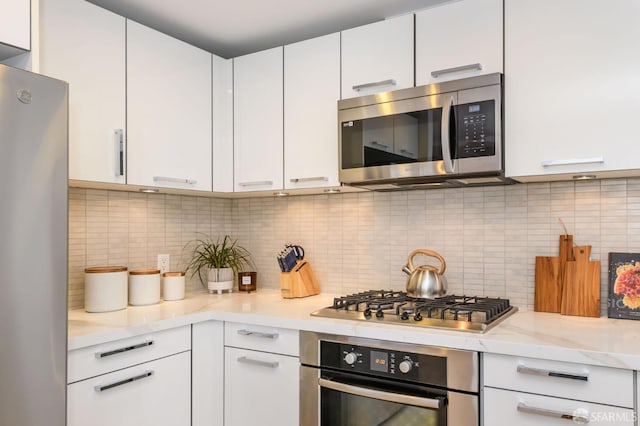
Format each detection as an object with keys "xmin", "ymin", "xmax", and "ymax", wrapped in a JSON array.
[{"xmin": 88, "ymin": 0, "xmax": 452, "ymax": 58}]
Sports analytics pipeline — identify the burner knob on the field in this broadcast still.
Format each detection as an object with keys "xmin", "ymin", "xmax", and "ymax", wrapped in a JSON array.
[
  {"xmin": 414, "ymin": 312, "xmax": 423, "ymax": 321},
  {"xmin": 399, "ymin": 359, "xmax": 414, "ymax": 374},
  {"xmin": 363, "ymin": 308, "xmax": 372, "ymax": 318},
  {"xmin": 375, "ymin": 309, "xmax": 384, "ymax": 318},
  {"xmin": 400, "ymin": 311, "xmax": 409, "ymax": 321},
  {"xmin": 344, "ymin": 352, "xmax": 358, "ymax": 365}
]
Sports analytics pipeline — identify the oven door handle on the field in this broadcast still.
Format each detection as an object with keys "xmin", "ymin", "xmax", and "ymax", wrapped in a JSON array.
[{"xmin": 318, "ymin": 377, "xmax": 442, "ymax": 409}]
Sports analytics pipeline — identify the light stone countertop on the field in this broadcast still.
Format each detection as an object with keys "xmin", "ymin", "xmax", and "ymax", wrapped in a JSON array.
[{"xmin": 68, "ymin": 289, "xmax": 640, "ymax": 370}]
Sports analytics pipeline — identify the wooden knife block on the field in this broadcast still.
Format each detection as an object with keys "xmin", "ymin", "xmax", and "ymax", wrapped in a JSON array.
[{"xmin": 280, "ymin": 260, "xmax": 320, "ymax": 299}]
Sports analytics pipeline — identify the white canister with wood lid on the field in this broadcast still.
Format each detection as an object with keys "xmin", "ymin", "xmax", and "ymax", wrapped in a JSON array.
[
  {"xmin": 129, "ymin": 269, "xmax": 161, "ymax": 306},
  {"xmin": 84, "ymin": 266, "xmax": 128, "ymax": 312},
  {"xmin": 162, "ymin": 271, "xmax": 186, "ymax": 301}
]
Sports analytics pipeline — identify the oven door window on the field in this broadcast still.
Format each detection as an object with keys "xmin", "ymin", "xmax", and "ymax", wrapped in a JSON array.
[{"xmin": 319, "ymin": 370, "xmax": 446, "ymax": 426}]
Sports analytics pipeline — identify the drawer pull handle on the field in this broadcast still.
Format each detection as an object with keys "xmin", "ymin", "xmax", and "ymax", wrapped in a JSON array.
[
  {"xmin": 289, "ymin": 176, "xmax": 329, "ymax": 183},
  {"xmin": 541, "ymin": 157, "xmax": 604, "ymax": 167},
  {"xmin": 237, "ymin": 356, "xmax": 279, "ymax": 369},
  {"xmin": 95, "ymin": 340, "xmax": 154, "ymax": 359},
  {"xmin": 237, "ymin": 329, "xmax": 279, "ymax": 339},
  {"xmin": 370, "ymin": 141, "xmax": 390, "ymax": 150},
  {"xmin": 237, "ymin": 180, "xmax": 274, "ymax": 187},
  {"xmin": 95, "ymin": 370, "xmax": 153, "ymax": 392},
  {"xmin": 517, "ymin": 365, "xmax": 589, "ymax": 381},
  {"xmin": 517, "ymin": 402, "xmax": 589, "ymax": 423},
  {"xmin": 431, "ymin": 63, "xmax": 482, "ymax": 78},
  {"xmin": 153, "ymin": 176, "xmax": 197, "ymax": 185},
  {"xmin": 352, "ymin": 79, "xmax": 396, "ymax": 92}
]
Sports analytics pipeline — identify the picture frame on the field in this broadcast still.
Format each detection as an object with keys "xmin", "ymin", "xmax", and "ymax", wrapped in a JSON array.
[{"xmin": 608, "ymin": 252, "xmax": 640, "ymax": 320}]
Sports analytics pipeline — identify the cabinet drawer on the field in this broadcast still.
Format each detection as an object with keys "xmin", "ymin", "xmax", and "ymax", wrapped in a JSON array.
[
  {"xmin": 484, "ymin": 387, "xmax": 635, "ymax": 426},
  {"xmin": 68, "ymin": 325, "xmax": 191, "ymax": 383},
  {"xmin": 224, "ymin": 347, "xmax": 299, "ymax": 426},
  {"xmin": 68, "ymin": 351, "xmax": 190, "ymax": 426},
  {"xmin": 224, "ymin": 322, "xmax": 299, "ymax": 356},
  {"xmin": 483, "ymin": 353, "xmax": 633, "ymax": 408}
]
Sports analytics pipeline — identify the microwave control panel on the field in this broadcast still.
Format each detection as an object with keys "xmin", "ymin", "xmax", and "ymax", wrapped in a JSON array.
[{"xmin": 457, "ymin": 100, "xmax": 496, "ymax": 158}]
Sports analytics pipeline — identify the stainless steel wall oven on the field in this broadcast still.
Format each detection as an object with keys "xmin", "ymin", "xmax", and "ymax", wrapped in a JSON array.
[{"xmin": 300, "ymin": 332, "xmax": 479, "ymax": 426}]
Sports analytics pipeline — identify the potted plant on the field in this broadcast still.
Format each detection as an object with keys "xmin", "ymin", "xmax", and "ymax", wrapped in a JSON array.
[{"xmin": 185, "ymin": 234, "xmax": 254, "ymax": 294}]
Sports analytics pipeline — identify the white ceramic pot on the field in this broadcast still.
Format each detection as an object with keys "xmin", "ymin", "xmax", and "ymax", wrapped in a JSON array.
[
  {"xmin": 129, "ymin": 269, "xmax": 161, "ymax": 305},
  {"xmin": 162, "ymin": 271, "xmax": 186, "ymax": 301},
  {"xmin": 84, "ymin": 266, "xmax": 128, "ymax": 313},
  {"xmin": 207, "ymin": 267, "xmax": 234, "ymax": 294}
]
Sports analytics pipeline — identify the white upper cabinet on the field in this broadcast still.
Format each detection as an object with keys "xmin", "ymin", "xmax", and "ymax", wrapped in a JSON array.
[
  {"xmin": 284, "ymin": 33, "xmax": 340, "ymax": 190},
  {"xmin": 40, "ymin": 0, "xmax": 126, "ymax": 184},
  {"xmin": 505, "ymin": 0, "xmax": 640, "ymax": 181},
  {"xmin": 0, "ymin": 0, "xmax": 30, "ymax": 59},
  {"xmin": 415, "ymin": 0, "xmax": 503, "ymax": 85},
  {"xmin": 212, "ymin": 55, "xmax": 234, "ymax": 193},
  {"xmin": 233, "ymin": 46, "xmax": 284, "ymax": 192},
  {"xmin": 341, "ymin": 14, "xmax": 414, "ymax": 99},
  {"xmin": 127, "ymin": 20, "xmax": 212, "ymax": 191}
]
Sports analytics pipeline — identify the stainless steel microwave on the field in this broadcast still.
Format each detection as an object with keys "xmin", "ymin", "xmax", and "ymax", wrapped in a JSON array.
[{"xmin": 338, "ymin": 73, "xmax": 511, "ymax": 190}]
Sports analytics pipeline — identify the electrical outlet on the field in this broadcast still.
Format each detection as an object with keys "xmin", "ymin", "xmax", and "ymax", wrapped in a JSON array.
[{"xmin": 157, "ymin": 254, "xmax": 170, "ymax": 274}]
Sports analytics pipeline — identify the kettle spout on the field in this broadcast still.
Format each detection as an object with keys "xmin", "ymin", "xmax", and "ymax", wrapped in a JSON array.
[{"xmin": 401, "ymin": 265, "xmax": 412, "ymax": 275}]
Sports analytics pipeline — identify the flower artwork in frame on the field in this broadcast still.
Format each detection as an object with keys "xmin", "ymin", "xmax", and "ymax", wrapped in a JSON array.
[{"xmin": 608, "ymin": 252, "xmax": 640, "ymax": 320}]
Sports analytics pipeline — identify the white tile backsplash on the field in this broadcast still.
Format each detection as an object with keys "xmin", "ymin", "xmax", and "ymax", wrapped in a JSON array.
[{"xmin": 68, "ymin": 178, "xmax": 640, "ymax": 312}]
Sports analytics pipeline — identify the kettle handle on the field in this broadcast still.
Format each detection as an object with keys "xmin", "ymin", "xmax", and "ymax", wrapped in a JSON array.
[{"xmin": 407, "ymin": 249, "xmax": 446, "ymax": 275}]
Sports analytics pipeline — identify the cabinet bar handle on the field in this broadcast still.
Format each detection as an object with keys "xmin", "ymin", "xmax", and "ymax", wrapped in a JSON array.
[
  {"xmin": 289, "ymin": 176, "xmax": 329, "ymax": 183},
  {"xmin": 237, "ymin": 329, "xmax": 279, "ymax": 339},
  {"xmin": 94, "ymin": 340, "xmax": 154, "ymax": 359},
  {"xmin": 431, "ymin": 63, "xmax": 482, "ymax": 78},
  {"xmin": 94, "ymin": 370, "xmax": 153, "ymax": 392},
  {"xmin": 319, "ymin": 378, "xmax": 442, "ymax": 409},
  {"xmin": 371, "ymin": 141, "xmax": 390, "ymax": 150},
  {"xmin": 517, "ymin": 365, "xmax": 589, "ymax": 381},
  {"xmin": 399, "ymin": 149, "xmax": 414, "ymax": 156},
  {"xmin": 237, "ymin": 180, "xmax": 274, "ymax": 187},
  {"xmin": 114, "ymin": 129, "xmax": 124, "ymax": 177},
  {"xmin": 517, "ymin": 402, "xmax": 589, "ymax": 423},
  {"xmin": 237, "ymin": 356, "xmax": 279, "ymax": 369},
  {"xmin": 152, "ymin": 176, "xmax": 197, "ymax": 185},
  {"xmin": 541, "ymin": 157, "xmax": 604, "ymax": 167},
  {"xmin": 352, "ymin": 79, "xmax": 396, "ymax": 92}
]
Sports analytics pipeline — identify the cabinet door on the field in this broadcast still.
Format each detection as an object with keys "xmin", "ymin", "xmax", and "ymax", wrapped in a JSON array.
[
  {"xmin": 233, "ymin": 46, "xmax": 283, "ymax": 192},
  {"xmin": 40, "ymin": 0, "xmax": 126, "ymax": 184},
  {"xmin": 416, "ymin": 0, "xmax": 503, "ymax": 85},
  {"xmin": 505, "ymin": 0, "xmax": 640, "ymax": 181},
  {"xmin": 68, "ymin": 351, "xmax": 190, "ymax": 426},
  {"xmin": 192, "ymin": 321, "xmax": 224, "ymax": 426},
  {"xmin": 484, "ymin": 387, "xmax": 636, "ymax": 426},
  {"xmin": 284, "ymin": 33, "xmax": 340, "ymax": 190},
  {"xmin": 224, "ymin": 347, "xmax": 299, "ymax": 426},
  {"xmin": 212, "ymin": 55, "xmax": 234, "ymax": 192},
  {"xmin": 127, "ymin": 20, "xmax": 212, "ymax": 191},
  {"xmin": 341, "ymin": 14, "xmax": 414, "ymax": 99},
  {"xmin": 0, "ymin": 0, "xmax": 29, "ymax": 58}
]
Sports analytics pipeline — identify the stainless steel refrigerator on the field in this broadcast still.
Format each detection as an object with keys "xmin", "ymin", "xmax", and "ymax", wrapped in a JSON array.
[{"xmin": 0, "ymin": 64, "xmax": 68, "ymax": 425}]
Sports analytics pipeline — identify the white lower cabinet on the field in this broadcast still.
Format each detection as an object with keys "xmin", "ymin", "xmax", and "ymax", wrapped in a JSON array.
[
  {"xmin": 483, "ymin": 353, "xmax": 635, "ymax": 425},
  {"xmin": 67, "ymin": 326, "xmax": 191, "ymax": 426},
  {"xmin": 192, "ymin": 321, "xmax": 224, "ymax": 426},
  {"xmin": 224, "ymin": 322, "xmax": 299, "ymax": 426},
  {"xmin": 68, "ymin": 351, "xmax": 191, "ymax": 426},
  {"xmin": 484, "ymin": 387, "xmax": 635, "ymax": 426}
]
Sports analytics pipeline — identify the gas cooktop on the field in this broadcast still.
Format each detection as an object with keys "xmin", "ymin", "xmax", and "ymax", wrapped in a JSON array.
[{"xmin": 311, "ymin": 290, "xmax": 517, "ymax": 333}]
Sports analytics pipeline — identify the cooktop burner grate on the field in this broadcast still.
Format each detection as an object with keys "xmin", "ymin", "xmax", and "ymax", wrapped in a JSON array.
[{"xmin": 314, "ymin": 290, "xmax": 517, "ymax": 333}]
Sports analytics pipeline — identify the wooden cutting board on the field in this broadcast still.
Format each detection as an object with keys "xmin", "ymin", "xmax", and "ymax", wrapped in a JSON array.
[
  {"xmin": 534, "ymin": 235, "xmax": 573, "ymax": 312},
  {"xmin": 561, "ymin": 245, "xmax": 601, "ymax": 317}
]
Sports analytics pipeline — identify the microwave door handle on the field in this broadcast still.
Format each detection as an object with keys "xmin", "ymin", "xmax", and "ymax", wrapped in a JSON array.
[{"xmin": 441, "ymin": 95, "xmax": 455, "ymax": 174}]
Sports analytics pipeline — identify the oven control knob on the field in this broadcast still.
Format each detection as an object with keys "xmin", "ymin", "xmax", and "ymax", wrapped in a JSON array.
[
  {"xmin": 344, "ymin": 352, "xmax": 358, "ymax": 365},
  {"xmin": 399, "ymin": 359, "xmax": 414, "ymax": 374}
]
